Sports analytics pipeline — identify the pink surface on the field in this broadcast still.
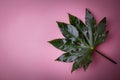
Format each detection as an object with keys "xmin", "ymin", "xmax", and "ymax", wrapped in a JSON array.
[{"xmin": 0, "ymin": 0, "xmax": 120, "ymax": 80}]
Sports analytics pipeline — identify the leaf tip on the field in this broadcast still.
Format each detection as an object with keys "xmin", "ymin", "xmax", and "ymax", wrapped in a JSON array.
[
  {"xmin": 55, "ymin": 59, "xmax": 58, "ymax": 61},
  {"xmin": 106, "ymin": 30, "xmax": 109, "ymax": 34},
  {"xmin": 104, "ymin": 17, "xmax": 106, "ymax": 19},
  {"xmin": 85, "ymin": 8, "xmax": 88, "ymax": 10},
  {"xmin": 48, "ymin": 40, "xmax": 51, "ymax": 43},
  {"xmin": 86, "ymin": 8, "xmax": 90, "ymax": 13},
  {"xmin": 55, "ymin": 58, "xmax": 59, "ymax": 61},
  {"xmin": 71, "ymin": 68, "xmax": 75, "ymax": 73},
  {"xmin": 83, "ymin": 67, "xmax": 87, "ymax": 71},
  {"xmin": 103, "ymin": 17, "xmax": 106, "ymax": 22},
  {"xmin": 68, "ymin": 13, "xmax": 73, "ymax": 17},
  {"xmin": 56, "ymin": 21, "xmax": 60, "ymax": 24},
  {"xmin": 48, "ymin": 40, "xmax": 52, "ymax": 44},
  {"xmin": 56, "ymin": 21, "xmax": 62, "ymax": 28},
  {"xmin": 67, "ymin": 13, "xmax": 71, "ymax": 15}
]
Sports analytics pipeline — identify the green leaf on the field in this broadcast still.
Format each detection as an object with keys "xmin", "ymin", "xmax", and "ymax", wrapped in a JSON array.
[
  {"xmin": 68, "ymin": 14, "xmax": 88, "ymax": 34},
  {"xmin": 95, "ymin": 31, "xmax": 109, "ymax": 46},
  {"xmin": 56, "ymin": 51, "xmax": 82, "ymax": 62},
  {"xmin": 49, "ymin": 8, "xmax": 109, "ymax": 72},
  {"xmin": 71, "ymin": 59, "xmax": 83, "ymax": 72},
  {"xmin": 97, "ymin": 17, "xmax": 106, "ymax": 35},
  {"xmin": 83, "ymin": 53, "xmax": 92, "ymax": 71},
  {"xmin": 71, "ymin": 48, "xmax": 92, "ymax": 72},
  {"xmin": 57, "ymin": 22, "xmax": 79, "ymax": 41},
  {"xmin": 94, "ymin": 17, "xmax": 106, "ymax": 42},
  {"xmin": 49, "ymin": 39, "xmax": 77, "ymax": 52},
  {"xmin": 85, "ymin": 8, "xmax": 96, "ymax": 47},
  {"xmin": 68, "ymin": 13, "xmax": 90, "ymax": 46},
  {"xmin": 85, "ymin": 8, "xmax": 96, "ymax": 31}
]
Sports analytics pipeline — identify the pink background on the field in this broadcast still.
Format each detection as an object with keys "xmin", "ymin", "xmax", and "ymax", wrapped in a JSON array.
[{"xmin": 0, "ymin": 0, "xmax": 120, "ymax": 80}]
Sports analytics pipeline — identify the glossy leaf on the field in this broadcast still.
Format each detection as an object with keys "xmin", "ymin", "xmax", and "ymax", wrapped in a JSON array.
[
  {"xmin": 97, "ymin": 17, "xmax": 106, "ymax": 35},
  {"xmin": 56, "ymin": 51, "xmax": 82, "ymax": 62},
  {"xmin": 49, "ymin": 39, "xmax": 77, "ymax": 52},
  {"xmin": 85, "ymin": 8, "xmax": 96, "ymax": 32},
  {"xmin": 68, "ymin": 14, "xmax": 90, "ymax": 46},
  {"xmin": 57, "ymin": 22, "xmax": 79, "ymax": 41},
  {"xmin": 49, "ymin": 8, "xmax": 109, "ymax": 72},
  {"xmin": 85, "ymin": 9, "xmax": 96, "ymax": 47},
  {"xmin": 95, "ymin": 31, "xmax": 109, "ymax": 46},
  {"xmin": 71, "ymin": 49, "xmax": 92, "ymax": 72}
]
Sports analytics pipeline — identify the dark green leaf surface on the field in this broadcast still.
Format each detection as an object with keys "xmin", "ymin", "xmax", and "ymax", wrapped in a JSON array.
[
  {"xmin": 49, "ymin": 8, "xmax": 109, "ymax": 72},
  {"xmin": 71, "ymin": 48, "xmax": 92, "ymax": 72},
  {"xmin": 49, "ymin": 39, "xmax": 77, "ymax": 52},
  {"xmin": 97, "ymin": 17, "xmax": 106, "ymax": 35},
  {"xmin": 57, "ymin": 22, "xmax": 79, "ymax": 41},
  {"xmin": 95, "ymin": 31, "xmax": 109, "ymax": 46},
  {"xmin": 56, "ymin": 51, "xmax": 81, "ymax": 62},
  {"xmin": 68, "ymin": 14, "xmax": 90, "ymax": 46},
  {"xmin": 85, "ymin": 8, "xmax": 96, "ymax": 32},
  {"xmin": 85, "ymin": 9, "xmax": 96, "ymax": 47}
]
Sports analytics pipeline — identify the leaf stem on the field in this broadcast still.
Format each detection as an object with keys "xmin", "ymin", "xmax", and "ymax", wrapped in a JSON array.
[{"xmin": 95, "ymin": 49, "xmax": 117, "ymax": 64}]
